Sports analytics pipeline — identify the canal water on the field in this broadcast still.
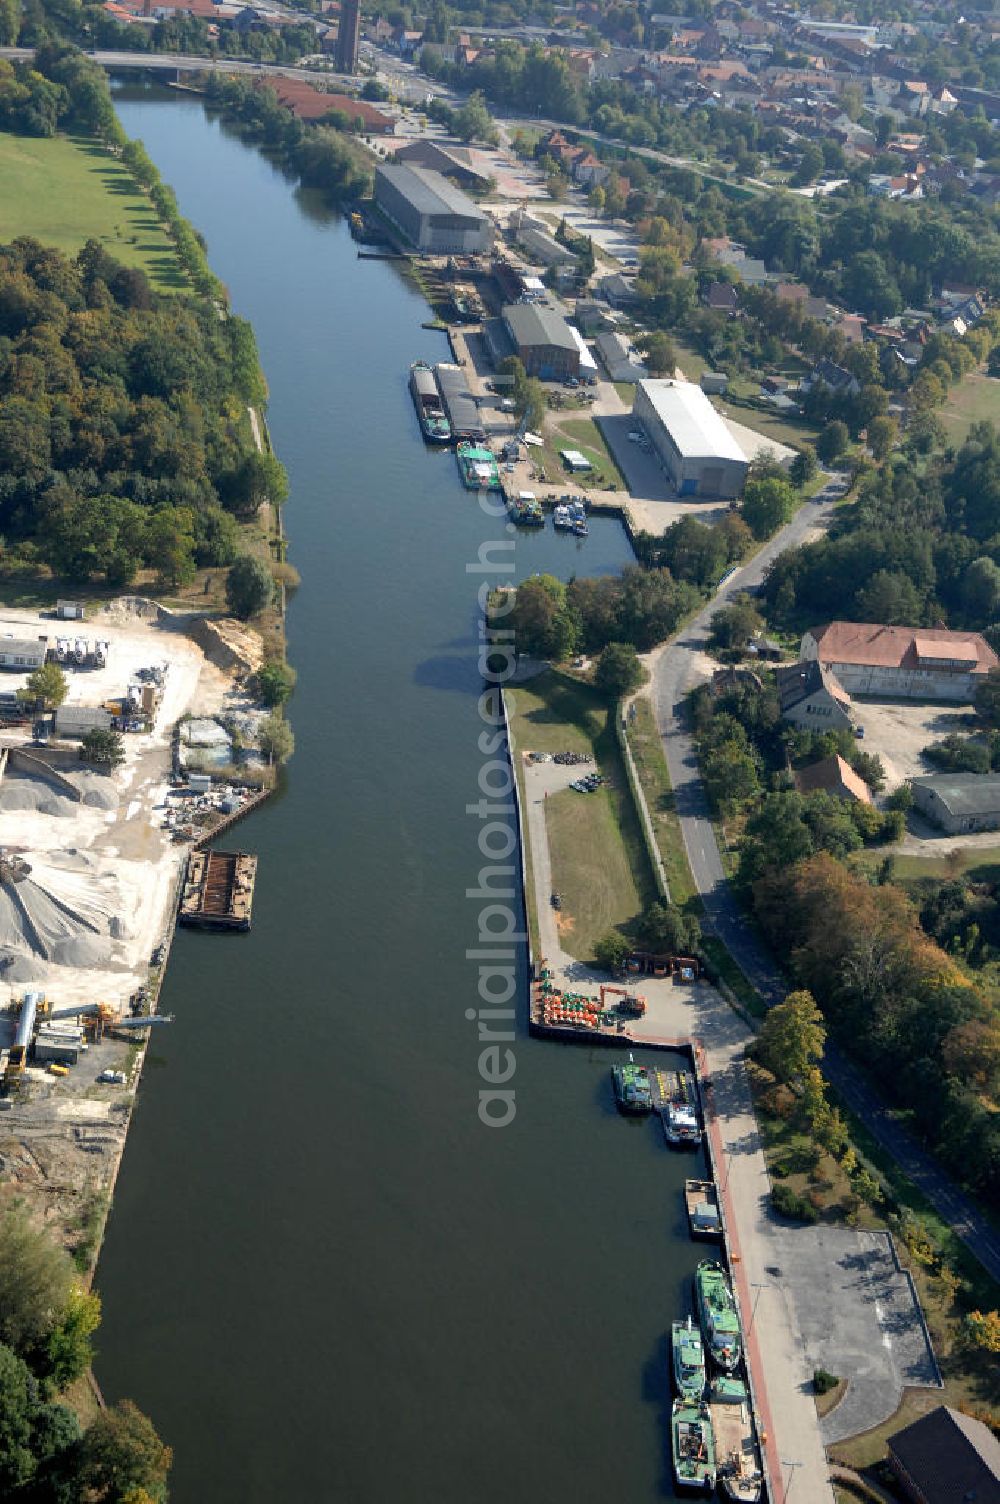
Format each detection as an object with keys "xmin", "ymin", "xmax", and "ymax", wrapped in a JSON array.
[{"xmin": 97, "ymin": 85, "xmax": 705, "ymax": 1504}]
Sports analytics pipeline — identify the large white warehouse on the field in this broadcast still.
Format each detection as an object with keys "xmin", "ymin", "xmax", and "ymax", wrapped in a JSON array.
[{"xmin": 632, "ymin": 379, "xmax": 748, "ymax": 499}]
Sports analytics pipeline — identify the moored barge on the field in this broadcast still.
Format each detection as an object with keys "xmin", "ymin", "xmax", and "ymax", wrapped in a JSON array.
[{"xmin": 179, "ymin": 850, "xmax": 257, "ymax": 931}]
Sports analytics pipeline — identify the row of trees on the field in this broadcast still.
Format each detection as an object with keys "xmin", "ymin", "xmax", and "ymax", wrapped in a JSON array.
[
  {"xmin": 754, "ymin": 853, "xmax": 1000, "ymax": 1197},
  {"xmin": 504, "ymin": 567, "xmax": 701, "ymax": 662},
  {"xmin": 0, "ymin": 1201, "xmax": 171, "ymax": 1500}
]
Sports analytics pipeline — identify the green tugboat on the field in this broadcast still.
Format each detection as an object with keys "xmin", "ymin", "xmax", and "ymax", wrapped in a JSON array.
[
  {"xmin": 694, "ymin": 1260, "xmax": 743, "ymax": 1373},
  {"xmin": 456, "ymin": 442, "xmax": 500, "ymax": 490},
  {"xmin": 671, "ymin": 1315, "xmax": 707, "ymax": 1402},
  {"xmin": 671, "ymin": 1399, "xmax": 716, "ymax": 1493},
  {"xmin": 507, "ymin": 491, "xmax": 545, "ymax": 527},
  {"xmin": 611, "ymin": 1055, "xmax": 652, "ymax": 1115}
]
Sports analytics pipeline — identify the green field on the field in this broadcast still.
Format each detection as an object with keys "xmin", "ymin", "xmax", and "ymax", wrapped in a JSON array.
[
  {"xmin": 939, "ymin": 370, "xmax": 1000, "ymax": 447},
  {"xmin": 537, "ymin": 413, "xmax": 626, "ymax": 490},
  {"xmin": 0, "ymin": 133, "xmax": 184, "ymax": 292},
  {"xmin": 507, "ymin": 669, "xmax": 655, "ymax": 962}
]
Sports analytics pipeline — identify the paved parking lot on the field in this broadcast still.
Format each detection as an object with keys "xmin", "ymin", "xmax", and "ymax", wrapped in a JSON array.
[
  {"xmin": 766, "ymin": 1225, "xmax": 941, "ymax": 1445},
  {"xmin": 850, "ymin": 698, "xmax": 972, "ymax": 790}
]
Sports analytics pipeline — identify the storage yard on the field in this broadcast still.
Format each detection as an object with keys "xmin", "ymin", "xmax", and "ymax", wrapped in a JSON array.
[{"xmin": 0, "ymin": 601, "xmax": 265, "ymax": 1255}]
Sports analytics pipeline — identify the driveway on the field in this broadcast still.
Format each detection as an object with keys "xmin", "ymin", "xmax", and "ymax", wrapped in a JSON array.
[{"xmin": 648, "ymin": 495, "xmax": 1000, "ymax": 1289}]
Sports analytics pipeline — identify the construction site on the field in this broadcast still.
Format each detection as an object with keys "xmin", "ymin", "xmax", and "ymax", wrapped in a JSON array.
[{"xmin": 0, "ymin": 600, "xmax": 267, "ymax": 1262}]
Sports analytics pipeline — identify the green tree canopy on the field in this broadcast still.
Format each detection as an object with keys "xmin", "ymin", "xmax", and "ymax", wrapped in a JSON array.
[
  {"xmin": 18, "ymin": 661, "xmax": 67, "ymax": 710},
  {"xmin": 757, "ymin": 988, "xmax": 826, "ymax": 1083},
  {"xmin": 593, "ymin": 641, "xmax": 646, "ymax": 699},
  {"xmin": 225, "ymin": 555, "xmax": 273, "ymax": 620}
]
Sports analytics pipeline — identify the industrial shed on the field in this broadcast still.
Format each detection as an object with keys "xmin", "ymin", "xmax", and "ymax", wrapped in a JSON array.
[
  {"xmin": 54, "ymin": 706, "xmax": 113, "ymax": 739},
  {"xmin": 0, "ymin": 638, "xmax": 48, "ymax": 671},
  {"xmin": 373, "ymin": 164, "xmax": 493, "ymax": 254},
  {"xmin": 632, "ymin": 379, "xmax": 748, "ymax": 499},
  {"xmin": 502, "ymin": 304, "xmax": 580, "ymax": 381},
  {"xmin": 910, "ymin": 772, "xmax": 1000, "ymax": 834}
]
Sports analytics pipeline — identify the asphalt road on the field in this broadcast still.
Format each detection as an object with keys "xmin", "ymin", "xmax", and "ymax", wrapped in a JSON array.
[{"xmin": 650, "ymin": 490, "xmax": 1000, "ymax": 1287}]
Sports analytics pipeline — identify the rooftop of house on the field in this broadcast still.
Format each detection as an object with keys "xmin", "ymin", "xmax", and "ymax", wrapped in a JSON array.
[
  {"xmin": 808, "ymin": 622, "xmax": 998, "ymax": 675},
  {"xmin": 776, "ymin": 658, "xmax": 852, "ymax": 712},
  {"xmin": 794, "ymin": 753, "xmax": 872, "ymax": 803}
]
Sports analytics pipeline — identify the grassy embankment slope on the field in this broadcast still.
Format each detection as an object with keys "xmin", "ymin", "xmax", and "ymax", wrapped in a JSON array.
[
  {"xmin": 0, "ymin": 131, "xmax": 184, "ymax": 292},
  {"xmin": 507, "ymin": 669, "xmax": 655, "ymax": 962}
]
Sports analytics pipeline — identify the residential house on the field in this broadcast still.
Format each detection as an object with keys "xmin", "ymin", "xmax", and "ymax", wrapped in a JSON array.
[
  {"xmin": 776, "ymin": 659, "xmax": 854, "ymax": 732},
  {"xmin": 794, "ymin": 753, "xmax": 872, "ymax": 803},
  {"xmin": 805, "ymin": 359, "xmax": 860, "ymax": 397},
  {"xmin": 705, "ymin": 281, "xmax": 738, "ymax": 314}
]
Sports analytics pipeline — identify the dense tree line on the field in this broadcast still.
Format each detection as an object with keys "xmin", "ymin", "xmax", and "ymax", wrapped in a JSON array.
[
  {"xmin": 2, "ymin": 0, "xmax": 318, "ymax": 63},
  {"xmin": 754, "ymin": 852, "xmax": 1000, "ymax": 1199},
  {"xmin": 762, "ymin": 424, "xmax": 1000, "ymax": 635},
  {"xmin": 505, "ymin": 566, "xmax": 700, "ymax": 660},
  {"xmin": 0, "ymin": 235, "xmax": 282, "ymax": 586}
]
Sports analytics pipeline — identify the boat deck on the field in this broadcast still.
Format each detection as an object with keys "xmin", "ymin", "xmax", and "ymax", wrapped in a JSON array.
[
  {"xmin": 710, "ymin": 1396, "xmax": 762, "ymax": 1501},
  {"xmin": 179, "ymin": 849, "xmax": 257, "ymax": 931},
  {"xmin": 650, "ymin": 1067, "xmax": 702, "ymax": 1145}
]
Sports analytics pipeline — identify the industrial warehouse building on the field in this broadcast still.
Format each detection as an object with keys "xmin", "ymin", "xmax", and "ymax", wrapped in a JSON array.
[
  {"xmin": 910, "ymin": 773, "xmax": 1000, "ymax": 834},
  {"xmin": 0, "ymin": 638, "xmax": 47, "ymax": 671},
  {"xmin": 632, "ymin": 380, "xmax": 749, "ymax": 499},
  {"xmin": 373, "ymin": 164, "xmax": 493, "ymax": 254},
  {"xmin": 801, "ymin": 622, "xmax": 998, "ymax": 701},
  {"xmin": 501, "ymin": 303, "xmax": 581, "ymax": 380}
]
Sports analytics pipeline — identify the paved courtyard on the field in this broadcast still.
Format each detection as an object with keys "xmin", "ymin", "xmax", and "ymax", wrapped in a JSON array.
[{"xmin": 766, "ymin": 1226, "xmax": 942, "ymax": 1445}]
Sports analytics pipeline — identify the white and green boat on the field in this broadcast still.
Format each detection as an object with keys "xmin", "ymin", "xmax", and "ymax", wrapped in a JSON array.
[
  {"xmin": 671, "ymin": 1398, "xmax": 716, "ymax": 1494},
  {"xmin": 694, "ymin": 1260, "xmax": 743, "ymax": 1373},
  {"xmin": 671, "ymin": 1315, "xmax": 707, "ymax": 1403}
]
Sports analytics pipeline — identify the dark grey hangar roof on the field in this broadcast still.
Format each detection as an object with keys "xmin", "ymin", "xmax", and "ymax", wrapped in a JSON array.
[
  {"xmin": 375, "ymin": 164, "xmax": 487, "ymax": 224},
  {"xmin": 503, "ymin": 302, "xmax": 579, "ymax": 353},
  {"xmin": 910, "ymin": 772, "xmax": 1000, "ymax": 817},
  {"xmin": 889, "ymin": 1404, "xmax": 1000, "ymax": 1504}
]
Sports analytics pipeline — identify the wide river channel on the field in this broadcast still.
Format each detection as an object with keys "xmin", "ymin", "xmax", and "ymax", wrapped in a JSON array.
[{"xmin": 97, "ymin": 84, "xmax": 706, "ymax": 1503}]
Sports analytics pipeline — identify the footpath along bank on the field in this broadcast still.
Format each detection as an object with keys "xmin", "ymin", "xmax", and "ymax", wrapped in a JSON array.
[{"xmin": 500, "ymin": 670, "xmax": 833, "ymax": 1504}]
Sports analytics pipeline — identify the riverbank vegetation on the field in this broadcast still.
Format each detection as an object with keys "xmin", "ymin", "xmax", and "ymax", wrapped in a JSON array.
[
  {"xmin": 0, "ymin": 1201, "xmax": 172, "ymax": 1500},
  {"xmin": 201, "ymin": 73, "xmax": 373, "ymax": 206}
]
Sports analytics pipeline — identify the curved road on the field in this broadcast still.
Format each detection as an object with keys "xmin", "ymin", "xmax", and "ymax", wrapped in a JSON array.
[{"xmin": 651, "ymin": 492, "xmax": 1000, "ymax": 1287}]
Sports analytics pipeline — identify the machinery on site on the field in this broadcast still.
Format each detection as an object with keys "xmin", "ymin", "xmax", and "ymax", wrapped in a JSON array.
[
  {"xmin": 2, "ymin": 993, "xmax": 173, "ymax": 1092},
  {"xmin": 600, "ymin": 983, "xmax": 647, "ymax": 1018}
]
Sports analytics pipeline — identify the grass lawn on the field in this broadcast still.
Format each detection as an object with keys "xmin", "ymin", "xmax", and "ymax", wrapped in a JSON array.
[
  {"xmin": 0, "ymin": 133, "xmax": 185, "ymax": 293},
  {"xmin": 625, "ymin": 696, "xmax": 698, "ymax": 909},
  {"xmin": 672, "ymin": 338, "xmax": 709, "ymax": 384},
  {"xmin": 545, "ymin": 785, "xmax": 648, "ymax": 959},
  {"xmin": 713, "ymin": 395, "xmax": 820, "ymax": 452},
  {"xmin": 507, "ymin": 668, "xmax": 656, "ymax": 963},
  {"xmin": 855, "ymin": 846, "xmax": 1000, "ymax": 886},
  {"xmin": 538, "ymin": 413, "xmax": 627, "ymax": 490},
  {"xmin": 939, "ymin": 369, "xmax": 1000, "ymax": 447}
]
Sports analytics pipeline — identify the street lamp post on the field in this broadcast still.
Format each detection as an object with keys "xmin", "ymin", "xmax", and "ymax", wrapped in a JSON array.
[
  {"xmin": 748, "ymin": 1280, "xmax": 770, "ymax": 1334},
  {"xmin": 782, "ymin": 1459, "xmax": 803, "ymax": 1501}
]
